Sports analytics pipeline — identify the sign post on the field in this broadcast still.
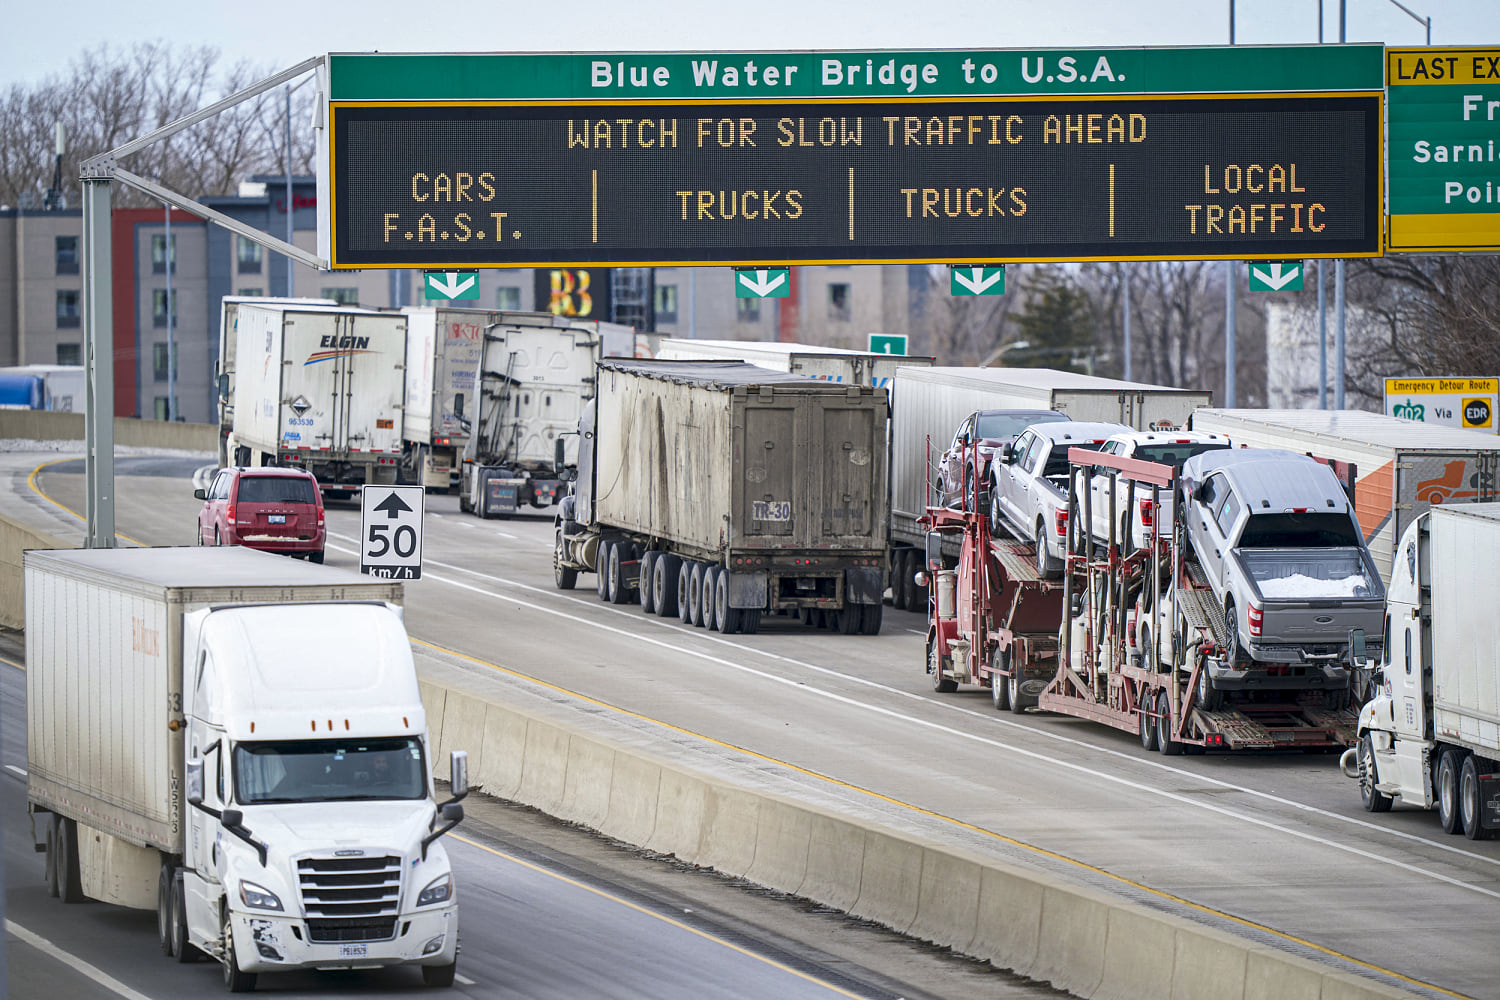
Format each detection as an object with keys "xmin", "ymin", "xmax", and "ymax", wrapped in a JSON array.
[{"xmin": 360, "ymin": 485, "xmax": 426, "ymax": 579}]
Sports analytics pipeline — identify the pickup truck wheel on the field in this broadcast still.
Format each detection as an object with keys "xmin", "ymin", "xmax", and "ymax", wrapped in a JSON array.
[
  {"xmin": 1437, "ymin": 749, "xmax": 1465, "ymax": 834},
  {"xmin": 1460, "ymin": 755, "xmax": 1492, "ymax": 840},
  {"xmin": 222, "ymin": 910, "xmax": 256, "ymax": 992},
  {"xmin": 1156, "ymin": 691, "xmax": 1184, "ymax": 756},
  {"xmin": 988, "ymin": 489, "xmax": 1004, "ymax": 537},
  {"xmin": 1138, "ymin": 689, "xmax": 1159, "ymax": 751},
  {"xmin": 1223, "ymin": 603, "xmax": 1248, "ymax": 668},
  {"xmin": 1033, "ymin": 522, "xmax": 1058, "ymax": 579},
  {"xmin": 991, "ymin": 650, "xmax": 1011, "ymax": 711},
  {"xmin": 929, "ymin": 639, "xmax": 957, "ymax": 693},
  {"xmin": 1358, "ymin": 734, "xmax": 1393, "ymax": 812},
  {"xmin": 677, "ymin": 560, "xmax": 695, "ymax": 624},
  {"xmin": 553, "ymin": 531, "xmax": 578, "ymax": 590}
]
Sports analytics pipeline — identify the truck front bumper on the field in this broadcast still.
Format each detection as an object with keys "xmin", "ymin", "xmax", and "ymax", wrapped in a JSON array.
[{"xmin": 231, "ymin": 903, "xmax": 458, "ymax": 974}]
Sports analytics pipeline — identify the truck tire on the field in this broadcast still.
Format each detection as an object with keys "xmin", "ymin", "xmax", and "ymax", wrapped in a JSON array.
[
  {"xmin": 1438, "ymin": 749, "xmax": 1465, "ymax": 834},
  {"xmin": 677, "ymin": 561, "xmax": 695, "ymax": 624},
  {"xmin": 608, "ymin": 542, "xmax": 634, "ymax": 605},
  {"xmin": 689, "ymin": 563, "xmax": 706, "ymax": 627},
  {"xmin": 859, "ymin": 601, "xmax": 882, "ymax": 635},
  {"xmin": 992, "ymin": 651, "xmax": 1011, "ymax": 711},
  {"xmin": 1224, "ymin": 602, "xmax": 1248, "ymax": 669},
  {"xmin": 654, "ymin": 555, "xmax": 681, "ymax": 618},
  {"xmin": 553, "ymin": 531, "xmax": 578, "ymax": 590},
  {"xmin": 423, "ymin": 959, "xmax": 458, "ymax": 987},
  {"xmin": 1008, "ymin": 670, "xmax": 1027, "ymax": 714},
  {"xmin": 929, "ymin": 638, "xmax": 957, "ymax": 693},
  {"xmin": 715, "ymin": 572, "xmax": 742, "ymax": 633},
  {"xmin": 45, "ymin": 819, "xmax": 58, "ymax": 897},
  {"xmin": 55, "ymin": 816, "xmax": 83, "ymax": 903},
  {"xmin": 1156, "ymin": 691, "xmax": 1184, "ymax": 756},
  {"xmin": 1196, "ymin": 665, "xmax": 1223, "ymax": 712},
  {"xmin": 158, "ymin": 861, "xmax": 175, "ymax": 957},
  {"xmin": 1034, "ymin": 521, "xmax": 1059, "ymax": 579},
  {"xmin": 899, "ymin": 550, "xmax": 918, "ymax": 611},
  {"xmin": 835, "ymin": 606, "xmax": 860, "ymax": 635},
  {"xmin": 172, "ymin": 870, "xmax": 202, "ymax": 962},
  {"xmin": 596, "ymin": 541, "xmax": 613, "ymax": 601},
  {"xmin": 740, "ymin": 609, "xmax": 761, "ymax": 635},
  {"xmin": 1138, "ymin": 688, "xmax": 1159, "ymax": 751},
  {"xmin": 701, "ymin": 567, "xmax": 720, "ymax": 631},
  {"xmin": 1358, "ymin": 734, "xmax": 1392, "ymax": 813},
  {"xmin": 638, "ymin": 551, "xmax": 658, "ymax": 611},
  {"xmin": 1460, "ymin": 755, "xmax": 1492, "ymax": 840},
  {"xmin": 222, "ymin": 909, "xmax": 257, "ymax": 992}
]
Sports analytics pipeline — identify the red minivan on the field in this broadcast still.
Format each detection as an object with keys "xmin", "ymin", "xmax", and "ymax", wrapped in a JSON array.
[{"xmin": 195, "ymin": 467, "xmax": 326, "ymax": 561}]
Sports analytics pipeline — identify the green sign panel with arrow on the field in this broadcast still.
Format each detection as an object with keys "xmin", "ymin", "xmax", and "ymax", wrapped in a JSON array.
[
  {"xmin": 425, "ymin": 271, "xmax": 479, "ymax": 300},
  {"xmin": 950, "ymin": 265, "xmax": 1006, "ymax": 296},
  {"xmin": 1247, "ymin": 261, "xmax": 1303, "ymax": 291},
  {"xmin": 735, "ymin": 268, "xmax": 791, "ymax": 298}
]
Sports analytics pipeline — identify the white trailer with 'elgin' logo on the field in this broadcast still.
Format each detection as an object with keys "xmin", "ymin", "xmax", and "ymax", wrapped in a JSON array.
[
  {"xmin": 1187, "ymin": 409, "xmax": 1500, "ymax": 586},
  {"xmin": 227, "ymin": 301, "xmax": 407, "ymax": 498}
]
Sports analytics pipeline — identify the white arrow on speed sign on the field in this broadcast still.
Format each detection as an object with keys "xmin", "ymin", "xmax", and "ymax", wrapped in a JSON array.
[{"xmin": 360, "ymin": 485, "xmax": 425, "ymax": 580}]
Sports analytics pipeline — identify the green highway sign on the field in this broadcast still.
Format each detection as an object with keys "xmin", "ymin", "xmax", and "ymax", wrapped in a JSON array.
[
  {"xmin": 734, "ymin": 268, "xmax": 791, "ymax": 298},
  {"xmin": 1387, "ymin": 47, "xmax": 1500, "ymax": 253},
  {"xmin": 950, "ymin": 265, "xmax": 1006, "ymax": 296},
  {"xmin": 1247, "ymin": 260, "xmax": 1303, "ymax": 291},
  {"xmin": 868, "ymin": 333, "xmax": 909, "ymax": 354},
  {"xmin": 424, "ymin": 272, "xmax": 479, "ymax": 299}
]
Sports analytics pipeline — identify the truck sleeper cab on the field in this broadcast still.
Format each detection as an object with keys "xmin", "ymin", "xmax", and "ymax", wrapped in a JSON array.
[{"xmin": 1179, "ymin": 449, "xmax": 1384, "ymax": 698}]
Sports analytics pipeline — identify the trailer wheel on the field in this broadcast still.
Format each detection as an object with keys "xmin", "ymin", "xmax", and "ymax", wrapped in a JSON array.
[
  {"xmin": 1357, "ymin": 734, "xmax": 1392, "ymax": 813},
  {"xmin": 608, "ymin": 542, "xmax": 635, "ymax": 605},
  {"xmin": 595, "ymin": 541, "xmax": 613, "ymax": 601},
  {"xmin": 991, "ymin": 651, "xmax": 1011, "ymax": 711},
  {"xmin": 44, "ymin": 818, "xmax": 58, "ymax": 897},
  {"xmin": 835, "ymin": 606, "xmax": 860, "ymax": 635},
  {"xmin": 1460, "ymin": 755, "xmax": 1492, "ymax": 840},
  {"xmin": 740, "ymin": 609, "xmax": 762, "ymax": 635},
  {"xmin": 638, "ymin": 551, "xmax": 658, "ymax": 611},
  {"xmin": 654, "ymin": 555, "xmax": 681, "ymax": 618},
  {"xmin": 715, "ymin": 572, "xmax": 742, "ymax": 633},
  {"xmin": 1156, "ymin": 691, "xmax": 1184, "ymax": 756},
  {"xmin": 1008, "ymin": 670, "xmax": 1028, "ymax": 714},
  {"xmin": 553, "ymin": 530, "xmax": 578, "ymax": 590},
  {"xmin": 929, "ymin": 639, "xmax": 957, "ymax": 693},
  {"xmin": 859, "ymin": 601, "xmax": 882, "ymax": 635},
  {"xmin": 1438, "ymin": 749, "xmax": 1465, "ymax": 834},
  {"xmin": 701, "ymin": 567, "xmax": 721, "ymax": 631},
  {"xmin": 676, "ymin": 561, "xmax": 695, "ymax": 624},
  {"xmin": 1196, "ymin": 665, "xmax": 1223, "ymax": 712},
  {"xmin": 55, "ymin": 816, "xmax": 84, "ymax": 903},
  {"xmin": 688, "ymin": 563, "xmax": 705, "ymax": 626},
  {"xmin": 1138, "ymin": 689, "xmax": 1159, "ymax": 751}
]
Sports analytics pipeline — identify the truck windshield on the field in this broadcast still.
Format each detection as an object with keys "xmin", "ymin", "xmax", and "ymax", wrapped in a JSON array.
[
  {"xmin": 234, "ymin": 737, "xmax": 426, "ymax": 804},
  {"xmin": 1236, "ymin": 548, "xmax": 1381, "ymax": 600}
]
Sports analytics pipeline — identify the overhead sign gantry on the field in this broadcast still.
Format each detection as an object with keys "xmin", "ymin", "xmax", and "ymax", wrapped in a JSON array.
[{"xmin": 318, "ymin": 45, "xmax": 1386, "ymax": 268}]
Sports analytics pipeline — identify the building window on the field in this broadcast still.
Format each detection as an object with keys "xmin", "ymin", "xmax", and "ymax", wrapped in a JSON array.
[
  {"xmin": 152, "ymin": 289, "xmax": 178, "ymax": 328},
  {"xmin": 56, "ymin": 290, "xmax": 80, "ymax": 328},
  {"xmin": 55, "ymin": 235, "xmax": 79, "ymax": 275},
  {"xmin": 237, "ymin": 287, "xmax": 264, "ymax": 297},
  {"xmin": 153, "ymin": 342, "xmax": 174, "ymax": 382},
  {"xmin": 237, "ymin": 236, "xmax": 262, "ymax": 274},
  {"xmin": 496, "ymin": 286, "xmax": 521, "ymax": 311},
  {"xmin": 654, "ymin": 284, "xmax": 678, "ymax": 324},
  {"xmin": 828, "ymin": 283, "xmax": 851, "ymax": 321},
  {"xmin": 56, "ymin": 343, "xmax": 81, "ymax": 366},
  {"xmin": 151, "ymin": 234, "xmax": 176, "ymax": 274},
  {"xmin": 154, "ymin": 397, "xmax": 169, "ymax": 421},
  {"xmin": 736, "ymin": 297, "xmax": 761, "ymax": 322},
  {"xmin": 321, "ymin": 287, "xmax": 359, "ymax": 306}
]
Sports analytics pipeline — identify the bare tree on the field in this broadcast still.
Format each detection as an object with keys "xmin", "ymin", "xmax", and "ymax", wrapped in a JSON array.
[
  {"xmin": 0, "ymin": 42, "xmax": 316, "ymax": 210},
  {"xmin": 911, "ymin": 264, "xmax": 1022, "ymax": 365}
]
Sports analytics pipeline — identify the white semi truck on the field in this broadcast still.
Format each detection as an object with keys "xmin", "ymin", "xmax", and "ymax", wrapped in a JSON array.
[
  {"xmin": 225, "ymin": 300, "xmax": 407, "ymax": 498},
  {"xmin": 1342, "ymin": 503, "xmax": 1500, "ymax": 840},
  {"xmin": 25, "ymin": 547, "xmax": 469, "ymax": 990}
]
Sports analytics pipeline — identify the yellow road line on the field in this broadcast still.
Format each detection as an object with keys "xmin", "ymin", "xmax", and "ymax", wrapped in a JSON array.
[
  {"xmin": 414, "ymin": 636, "xmax": 1470, "ymax": 1000},
  {"xmin": 450, "ymin": 832, "xmax": 870, "ymax": 998},
  {"xmin": 27, "ymin": 459, "xmax": 147, "ymax": 547}
]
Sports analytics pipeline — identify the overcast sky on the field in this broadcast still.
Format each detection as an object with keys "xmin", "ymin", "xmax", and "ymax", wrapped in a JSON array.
[{"xmin": 3, "ymin": 0, "xmax": 1491, "ymax": 90}]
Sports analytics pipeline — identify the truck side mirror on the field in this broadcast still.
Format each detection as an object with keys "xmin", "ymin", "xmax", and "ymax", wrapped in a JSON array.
[
  {"xmin": 555, "ymin": 436, "xmax": 566, "ymax": 468},
  {"xmin": 220, "ymin": 808, "xmax": 243, "ymax": 829},
  {"xmin": 186, "ymin": 758, "xmax": 204, "ymax": 806},
  {"xmin": 449, "ymin": 750, "xmax": 469, "ymax": 798},
  {"xmin": 216, "ymin": 373, "xmax": 229, "ymax": 400},
  {"xmin": 924, "ymin": 531, "xmax": 943, "ymax": 572},
  {"xmin": 1349, "ymin": 628, "xmax": 1366, "ymax": 663},
  {"xmin": 439, "ymin": 802, "xmax": 464, "ymax": 823},
  {"xmin": 193, "ymin": 488, "xmax": 206, "ymax": 500}
]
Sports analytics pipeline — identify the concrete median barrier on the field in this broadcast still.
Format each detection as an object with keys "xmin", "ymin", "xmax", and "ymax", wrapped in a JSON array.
[
  {"xmin": 1, "ymin": 513, "xmax": 70, "ymax": 630},
  {"xmin": 415, "ymin": 676, "xmax": 1423, "ymax": 1000}
]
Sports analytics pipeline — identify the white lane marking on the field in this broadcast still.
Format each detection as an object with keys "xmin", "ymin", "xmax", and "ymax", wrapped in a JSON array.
[
  {"xmin": 903, "ymin": 628, "xmax": 925, "ymax": 635},
  {"xmin": 455, "ymin": 973, "xmax": 477, "ymax": 985},
  {"xmin": 352, "ymin": 548, "xmax": 1500, "ymax": 899},
  {"xmin": 6, "ymin": 919, "xmax": 155, "ymax": 1000},
  {"xmin": 5, "ymin": 764, "xmax": 27, "ymax": 778}
]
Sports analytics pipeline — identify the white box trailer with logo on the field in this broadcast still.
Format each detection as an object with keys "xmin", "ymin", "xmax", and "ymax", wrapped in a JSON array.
[
  {"xmin": 654, "ymin": 338, "xmax": 933, "ymax": 389},
  {"xmin": 215, "ymin": 297, "xmax": 337, "ymax": 466},
  {"xmin": 399, "ymin": 307, "xmax": 486, "ymax": 490},
  {"xmin": 887, "ymin": 366, "xmax": 1211, "ymax": 611},
  {"xmin": 1187, "ymin": 408, "xmax": 1500, "ymax": 584},
  {"xmin": 228, "ymin": 301, "xmax": 407, "ymax": 497}
]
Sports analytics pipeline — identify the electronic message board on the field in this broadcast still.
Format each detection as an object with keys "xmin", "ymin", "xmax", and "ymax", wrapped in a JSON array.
[{"xmin": 321, "ymin": 47, "xmax": 1385, "ymax": 269}]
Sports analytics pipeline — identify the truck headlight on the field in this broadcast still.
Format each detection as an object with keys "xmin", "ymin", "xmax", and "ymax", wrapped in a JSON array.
[
  {"xmin": 417, "ymin": 874, "xmax": 452, "ymax": 906},
  {"xmin": 239, "ymin": 880, "xmax": 283, "ymax": 912}
]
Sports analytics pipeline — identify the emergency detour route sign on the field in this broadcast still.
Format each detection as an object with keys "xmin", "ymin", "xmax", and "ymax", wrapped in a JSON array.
[{"xmin": 323, "ymin": 46, "xmax": 1385, "ymax": 268}]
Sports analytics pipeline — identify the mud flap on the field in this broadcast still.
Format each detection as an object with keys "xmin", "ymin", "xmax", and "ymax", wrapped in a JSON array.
[
  {"xmin": 844, "ymin": 566, "xmax": 884, "ymax": 605},
  {"xmin": 727, "ymin": 571, "xmax": 768, "ymax": 609}
]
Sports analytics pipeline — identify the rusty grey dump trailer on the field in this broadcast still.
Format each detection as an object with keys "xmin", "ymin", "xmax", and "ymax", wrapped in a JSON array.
[{"xmin": 553, "ymin": 360, "xmax": 889, "ymax": 635}]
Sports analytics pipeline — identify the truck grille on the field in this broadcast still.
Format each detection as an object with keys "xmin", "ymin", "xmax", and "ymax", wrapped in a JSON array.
[{"xmin": 297, "ymin": 854, "xmax": 401, "ymax": 941}]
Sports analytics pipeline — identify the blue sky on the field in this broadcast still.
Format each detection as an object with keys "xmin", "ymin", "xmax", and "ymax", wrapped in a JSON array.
[{"xmin": 3, "ymin": 0, "xmax": 1491, "ymax": 89}]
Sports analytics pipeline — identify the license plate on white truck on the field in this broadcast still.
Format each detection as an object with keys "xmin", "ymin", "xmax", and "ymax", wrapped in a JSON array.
[
  {"xmin": 752, "ymin": 500, "xmax": 791, "ymax": 521},
  {"xmin": 338, "ymin": 943, "xmax": 368, "ymax": 958}
]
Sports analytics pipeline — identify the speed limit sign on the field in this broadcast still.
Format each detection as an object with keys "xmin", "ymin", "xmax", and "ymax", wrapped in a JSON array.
[{"xmin": 359, "ymin": 485, "xmax": 425, "ymax": 580}]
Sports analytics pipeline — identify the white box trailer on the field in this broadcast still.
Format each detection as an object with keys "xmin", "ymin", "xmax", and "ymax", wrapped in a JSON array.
[
  {"xmin": 400, "ymin": 307, "xmax": 486, "ymax": 489},
  {"xmin": 654, "ymin": 338, "xmax": 933, "ymax": 389},
  {"xmin": 1346, "ymin": 503, "xmax": 1500, "ymax": 838},
  {"xmin": 1188, "ymin": 408, "xmax": 1500, "ymax": 584},
  {"xmin": 229, "ymin": 301, "xmax": 407, "ymax": 494},
  {"xmin": 0, "ymin": 364, "xmax": 86, "ymax": 411},
  {"xmin": 889, "ymin": 366, "xmax": 1210, "ymax": 540},
  {"xmin": 215, "ymin": 297, "xmax": 336, "ymax": 464}
]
